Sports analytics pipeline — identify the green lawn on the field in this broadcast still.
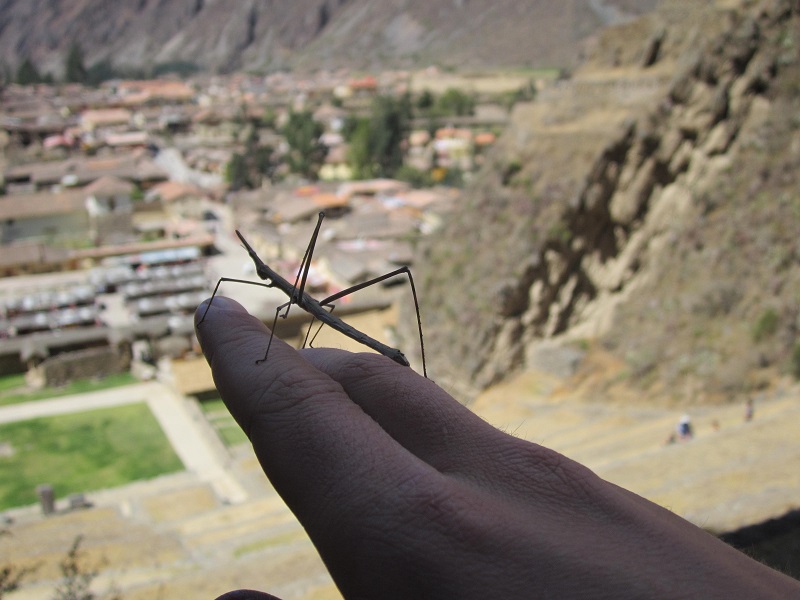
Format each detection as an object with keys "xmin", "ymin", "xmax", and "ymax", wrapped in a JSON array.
[
  {"xmin": 0, "ymin": 403, "xmax": 183, "ymax": 510},
  {"xmin": 198, "ymin": 398, "xmax": 249, "ymax": 447},
  {"xmin": 0, "ymin": 372, "xmax": 138, "ymax": 407}
]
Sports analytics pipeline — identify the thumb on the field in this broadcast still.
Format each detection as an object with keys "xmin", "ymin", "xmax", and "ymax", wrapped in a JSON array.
[{"xmin": 215, "ymin": 590, "xmax": 283, "ymax": 600}]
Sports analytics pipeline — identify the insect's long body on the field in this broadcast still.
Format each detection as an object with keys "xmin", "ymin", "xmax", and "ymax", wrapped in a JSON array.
[
  {"xmin": 237, "ymin": 231, "xmax": 411, "ymax": 368},
  {"xmin": 197, "ymin": 211, "xmax": 427, "ymax": 374}
]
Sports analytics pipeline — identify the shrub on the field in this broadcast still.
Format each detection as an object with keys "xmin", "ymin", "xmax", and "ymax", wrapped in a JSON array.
[
  {"xmin": 152, "ymin": 60, "xmax": 201, "ymax": 78},
  {"xmin": 791, "ymin": 342, "xmax": 800, "ymax": 380},
  {"xmin": 395, "ymin": 165, "xmax": 433, "ymax": 188},
  {"xmin": 501, "ymin": 159, "xmax": 522, "ymax": 186},
  {"xmin": 752, "ymin": 308, "xmax": 780, "ymax": 342}
]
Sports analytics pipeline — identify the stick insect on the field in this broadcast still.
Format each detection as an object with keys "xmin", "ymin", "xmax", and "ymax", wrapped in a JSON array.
[{"xmin": 200, "ymin": 211, "xmax": 427, "ymax": 377}]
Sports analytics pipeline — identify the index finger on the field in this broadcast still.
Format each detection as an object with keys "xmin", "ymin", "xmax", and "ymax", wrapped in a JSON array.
[{"xmin": 194, "ymin": 297, "xmax": 437, "ymax": 526}]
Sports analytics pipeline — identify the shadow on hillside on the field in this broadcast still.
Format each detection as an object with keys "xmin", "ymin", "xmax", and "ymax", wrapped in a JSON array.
[{"xmin": 718, "ymin": 509, "xmax": 800, "ymax": 581}]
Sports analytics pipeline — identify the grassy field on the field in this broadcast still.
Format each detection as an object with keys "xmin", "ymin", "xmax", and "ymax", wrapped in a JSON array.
[
  {"xmin": 0, "ymin": 372, "xmax": 139, "ymax": 407},
  {"xmin": 0, "ymin": 403, "xmax": 183, "ymax": 510},
  {"xmin": 198, "ymin": 398, "xmax": 249, "ymax": 447}
]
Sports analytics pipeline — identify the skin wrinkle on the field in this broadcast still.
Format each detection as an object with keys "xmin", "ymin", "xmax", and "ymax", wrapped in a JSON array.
[
  {"xmin": 195, "ymin": 297, "xmax": 800, "ymax": 600},
  {"xmin": 302, "ymin": 349, "xmax": 603, "ymax": 511},
  {"xmin": 341, "ymin": 524, "xmax": 455, "ymax": 600},
  {"xmin": 199, "ymin": 302, "xmax": 346, "ymax": 433},
  {"xmin": 341, "ymin": 367, "xmax": 518, "ymax": 502},
  {"xmin": 523, "ymin": 442, "xmax": 599, "ymax": 501},
  {"xmin": 346, "ymin": 481, "xmax": 494, "ymax": 597},
  {"xmin": 197, "ymin": 300, "xmax": 383, "ymax": 519},
  {"xmin": 206, "ymin": 306, "xmax": 682, "ymax": 589},
  {"xmin": 391, "ymin": 478, "xmax": 585, "ymax": 598},
  {"xmin": 277, "ymin": 405, "xmax": 442, "ymax": 536},
  {"xmin": 485, "ymin": 435, "xmax": 604, "ymax": 509},
  {"xmin": 303, "ymin": 350, "xmax": 490, "ymax": 449},
  {"xmin": 309, "ymin": 461, "xmax": 450, "ymax": 583},
  {"xmin": 253, "ymin": 426, "xmax": 364, "ymax": 529},
  {"xmin": 241, "ymin": 368, "xmax": 299, "ymax": 438}
]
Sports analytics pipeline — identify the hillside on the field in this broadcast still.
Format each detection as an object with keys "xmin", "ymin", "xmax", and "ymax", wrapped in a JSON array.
[
  {"xmin": 3, "ymin": 371, "xmax": 798, "ymax": 598},
  {"xmin": 410, "ymin": 0, "xmax": 800, "ymax": 405},
  {"xmin": 0, "ymin": 0, "xmax": 658, "ymax": 76}
]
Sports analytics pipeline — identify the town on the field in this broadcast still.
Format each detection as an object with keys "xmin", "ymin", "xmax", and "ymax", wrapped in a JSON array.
[
  {"xmin": 0, "ymin": 67, "xmax": 538, "ymax": 390},
  {"xmin": 3, "ymin": 1, "xmax": 800, "ymax": 596},
  {"xmin": 0, "ymin": 68, "xmax": 543, "ymax": 596}
]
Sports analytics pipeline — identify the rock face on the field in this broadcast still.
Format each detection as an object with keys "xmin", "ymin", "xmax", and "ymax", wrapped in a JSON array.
[
  {"xmin": 0, "ymin": 0, "xmax": 658, "ymax": 75},
  {"xmin": 412, "ymin": 0, "xmax": 800, "ymax": 403}
]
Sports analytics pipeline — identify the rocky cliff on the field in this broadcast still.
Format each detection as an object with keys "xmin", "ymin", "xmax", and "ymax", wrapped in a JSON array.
[
  {"xmin": 412, "ymin": 0, "xmax": 800, "ymax": 405},
  {"xmin": 0, "ymin": 0, "xmax": 657, "ymax": 75}
]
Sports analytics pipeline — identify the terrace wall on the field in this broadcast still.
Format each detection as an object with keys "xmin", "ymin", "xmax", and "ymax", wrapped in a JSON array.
[{"xmin": 26, "ymin": 344, "xmax": 132, "ymax": 388}]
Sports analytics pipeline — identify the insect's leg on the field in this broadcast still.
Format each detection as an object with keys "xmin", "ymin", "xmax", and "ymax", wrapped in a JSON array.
[
  {"xmin": 301, "ymin": 316, "xmax": 317, "ymax": 349},
  {"xmin": 257, "ymin": 300, "xmax": 292, "ymax": 364},
  {"xmin": 284, "ymin": 212, "xmax": 326, "ymax": 318},
  {"xmin": 197, "ymin": 277, "xmax": 275, "ymax": 325},
  {"xmin": 297, "ymin": 212, "xmax": 326, "ymax": 299},
  {"xmin": 319, "ymin": 267, "xmax": 427, "ymax": 378},
  {"xmin": 303, "ymin": 304, "xmax": 336, "ymax": 349}
]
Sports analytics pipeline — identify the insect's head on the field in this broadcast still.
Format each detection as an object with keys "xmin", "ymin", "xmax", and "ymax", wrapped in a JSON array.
[
  {"xmin": 235, "ymin": 230, "xmax": 258, "ymax": 257},
  {"xmin": 235, "ymin": 230, "xmax": 278, "ymax": 286}
]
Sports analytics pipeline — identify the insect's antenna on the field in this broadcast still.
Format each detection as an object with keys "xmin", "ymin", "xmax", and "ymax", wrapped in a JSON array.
[{"xmin": 294, "ymin": 211, "xmax": 326, "ymax": 299}]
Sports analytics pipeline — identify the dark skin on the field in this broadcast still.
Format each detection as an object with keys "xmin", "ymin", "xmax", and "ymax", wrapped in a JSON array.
[{"xmin": 196, "ymin": 297, "xmax": 800, "ymax": 599}]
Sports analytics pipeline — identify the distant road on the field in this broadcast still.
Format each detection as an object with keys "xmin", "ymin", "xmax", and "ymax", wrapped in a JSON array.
[
  {"xmin": 0, "ymin": 382, "xmax": 156, "ymax": 424},
  {"xmin": 153, "ymin": 146, "xmax": 223, "ymax": 189}
]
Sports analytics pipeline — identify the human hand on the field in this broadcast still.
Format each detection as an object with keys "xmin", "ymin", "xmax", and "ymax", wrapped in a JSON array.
[{"xmin": 195, "ymin": 297, "xmax": 799, "ymax": 599}]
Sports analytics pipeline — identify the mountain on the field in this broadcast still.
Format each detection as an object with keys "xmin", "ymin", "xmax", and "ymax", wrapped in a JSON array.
[
  {"xmin": 0, "ymin": 0, "xmax": 658, "ymax": 76},
  {"xmin": 408, "ymin": 0, "xmax": 800, "ymax": 405}
]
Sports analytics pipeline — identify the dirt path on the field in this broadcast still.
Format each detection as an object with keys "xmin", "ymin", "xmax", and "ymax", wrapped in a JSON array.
[
  {"xmin": 0, "ymin": 382, "xmax": 157, "ymax": 424},
  {"xmin": 143, "ymin": 382, "xmax": 248, "ymax": 504}
]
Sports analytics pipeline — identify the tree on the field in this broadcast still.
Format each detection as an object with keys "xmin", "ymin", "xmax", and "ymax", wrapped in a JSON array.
[
  {"xmin": 225, "ymin": 127, "xmax": 278, "ymax": 190},
  {"xmin": 414, "ymin": 88, "xmax": 475, "ymax": 119},
  {"xmin": 501, "ymin": 80, "xmax": 537, "ymax": 113},
  {"xmin": 0, "ymin": 62, "xmax": 12, "ymax": 85},
  {"xmin": 346, "ymin": 93, "xmax": 412, "ymax": 179},
  {"xmin": 416, "ymin": 89, "xmax": 435, "ymax": 112},
  {"xmin": 436, "ymin": 87, "xmax": 475, "ymax": 117},
  {"xmin": 281, "ymin": 111, "xmax": 327, "ymax": 180},
  {"xmin": 64, "ymin": 42, "xmax": 87, "ymax": 84},
  {"xmin": 15, "ymin": 59, "xmax": 42, "ymax": 85},
  {"xmin": 225, "ymin": 153, "xmax": 250, "ymax": 191},
  {"xmin": 225, "ymin": 145, "xmax": 277, "ymax": 190},
  {"xmin": 346, "ymin": 118, "xmax": 378, "ymax": 179},
  {"xmin": 85, "ymin": 59, "xmax": 119, "ymax": 86}
]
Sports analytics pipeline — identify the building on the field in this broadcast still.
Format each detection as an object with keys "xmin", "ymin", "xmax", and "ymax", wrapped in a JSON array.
[
  {"xmin": 0, "ymin": 189, "xmax": 88, "ymax": 245},
  {"xmin": 84, "ymin": 175, "xmax": 136, "ymax": 245}
]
